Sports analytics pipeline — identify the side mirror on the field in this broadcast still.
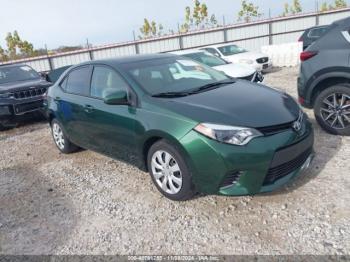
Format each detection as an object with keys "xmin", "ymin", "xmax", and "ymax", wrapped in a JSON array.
[
  {"xmin": 103, "ymin": 90, "xmax": 129, "ymax": 105},
  {"xmin": 39, "ymin": 72, "xmax": 48, "ymax": 81}
]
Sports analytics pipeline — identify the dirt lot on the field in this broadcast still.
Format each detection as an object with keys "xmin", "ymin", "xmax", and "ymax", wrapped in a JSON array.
[{"xmin": 0, "ymin": 67, "xmax": 349, "ymax": 255}]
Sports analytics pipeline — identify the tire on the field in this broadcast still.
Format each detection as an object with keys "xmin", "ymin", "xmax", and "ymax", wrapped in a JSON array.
[
  {"xmin": 314, "ymin": 84, "xmax": 350, "ymax": 136},
  {"xmin": 50, "ymin": 119, "xmax": 79, "ymax": 153},
  {"xmin": 0, "ymin": 124, "xmax": 7, "ymax": 131},
  {"xmin": 147, "ymin": 139, "xmax": 196, "ymax": 201}
]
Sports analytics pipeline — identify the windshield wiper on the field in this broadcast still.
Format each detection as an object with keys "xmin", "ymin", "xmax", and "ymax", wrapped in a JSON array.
[
  {"xmin": 152, "ymin": 79, "xmax": 236, "ymax": 98},
  {"xmin": 152, "ymin": 91, "xmax": 191, "ymax": 98},
  {"xmin": 187, "ymin": 79, "xmax": 236, "ymax": 94}
]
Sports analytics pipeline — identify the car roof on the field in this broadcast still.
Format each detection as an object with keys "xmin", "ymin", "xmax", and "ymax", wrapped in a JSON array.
[
  {"xmin": 333, "ymin": 16, "xmax": 350, "ymax": 26},
  {"xmin": 203, "ymin": 42, "xmax": 239, "ymax": 49},
  {"xmin": 170, "ymin": 49, "xmax": 206, "ymax": 55},
  {"xmin": 0, "ymin": 64, "xmax": 28, "ymax": 69},
  {"xmin": 75, "ymin": 53, "xmax": 178, "ymax": 68},
  {"xmin": 306, "ymin": 25, "xmax": 330, "ymax": 30}
]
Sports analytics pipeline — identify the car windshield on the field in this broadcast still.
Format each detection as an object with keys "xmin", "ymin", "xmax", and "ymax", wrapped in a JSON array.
[
  {"xmin": 218, "ymin": 45, "xmax": 247, "ymax": 56},
  {"xmin": 121, "ymin": 57, "xmax": 230, "ymax": 96},
  {"xmin": 0, "ymin": 65, "xmax": 40, "ymax": 85},
  {"xmin": 183, "ymin": 52, "xmax": 228, "ymax": 67}
]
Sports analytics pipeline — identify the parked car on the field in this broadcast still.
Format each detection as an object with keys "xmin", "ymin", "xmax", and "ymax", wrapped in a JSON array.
[
  {"xmin": 299, "ymin": 25, "xmax": 330, "ymax": 50},
  {"xmin": 46, "ymin": 54, "xmax": 314, "ymax": 201},
  {"xmin": 298, "ymin": 16, "xmax": 350, "ymax": 136},
  {"xmin": 201, "ymin": 43, "xmax": 272, "ymax": 72},
  {"xmin": 0, "ymin": 64, "xmax": 51, "ymax": 130},
  {"xmin": 170, "ymin": 49, "xmax": 263, "ymax": 82}
]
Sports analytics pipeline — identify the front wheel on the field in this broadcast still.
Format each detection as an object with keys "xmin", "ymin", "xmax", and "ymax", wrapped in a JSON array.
[
  {"xmin": 147, "ymin": 140, "xmax": 196, "ymax": 201},
  {"xmin": 314, "ymin": 84, "xmax": 350, "ymax": 136},
  {"xmin": 51, "ymin": 119, "xmax": 79, "ymax": 153}
]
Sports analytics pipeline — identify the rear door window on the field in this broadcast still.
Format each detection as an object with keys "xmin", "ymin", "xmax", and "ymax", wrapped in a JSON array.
[{"xmin": 66, "ymin": 66, "xmax": 91, "ymax": 96}]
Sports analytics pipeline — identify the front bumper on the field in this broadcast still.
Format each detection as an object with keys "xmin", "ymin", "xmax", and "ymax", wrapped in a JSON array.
[
  {"xmin": 0, "ymin": 99, "xmax": 45, "ymax": 126},
  {"xmin": 255, "ymin": 61, "xmax": 273, "ymax": 72},
  {"xmin": 180, "ymin": 120, "xmax": 314, "ymax": 196}
]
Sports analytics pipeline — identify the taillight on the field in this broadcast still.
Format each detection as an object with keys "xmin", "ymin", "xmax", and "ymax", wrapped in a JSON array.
[
  {"xmin": 300, "ymin": 51, "xmax": 318, "ymax": 61},
  {"xmin": 298, "ymin": 96, "xmax": 305, "ymax": 105}
]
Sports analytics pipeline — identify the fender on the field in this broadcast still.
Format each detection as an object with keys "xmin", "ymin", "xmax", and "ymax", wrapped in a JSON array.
[
  {"xmin": 306, "ymin": 67, "xmax": 350, "ymax": 104},
  {"xmin": 138, "ymin": 129, "xmax": 194, "ymax": 171}
]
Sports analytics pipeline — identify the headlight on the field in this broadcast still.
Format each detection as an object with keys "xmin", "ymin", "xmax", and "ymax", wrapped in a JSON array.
[
  {"xmin": 194, "ymin": 123, "xmax": 263, "ymax": 146},
  {"xmin": 239, "ymin": 59, "xmax": 254, "ymax": 64}
]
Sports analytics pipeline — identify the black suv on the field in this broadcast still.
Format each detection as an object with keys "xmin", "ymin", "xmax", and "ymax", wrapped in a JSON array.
[
  {"xmin": 299, "ymin": 25, "xmax": 330, "ymax": 50},
  {"xmin": 0, "ymin": 64, "xmax": 51, "ymax": 130},
  {"xmin": 298, "ymin": 17, "xmax": 350, "ymax": 135}
]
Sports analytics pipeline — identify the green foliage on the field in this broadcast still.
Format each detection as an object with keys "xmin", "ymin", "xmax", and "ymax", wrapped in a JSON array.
[
  {"xmin": 139, "ymin": 18, "xmax": 164, "ymax": 39},
  {"xmin": 282, "ymin": 0, "xmax": 303, "ymax": 16},
  {"xmin": 320, "ymin": 2, "xmax": 330, "ymax": 11},
  {"xmin": 320, "ymin": 0, "xmax": 347, "ymax": 12},
  {"xmin": 238, "ymin": 0, "xmax": 261, "ymax": 23},
  {"xmin": 334, "ymin": 0, "xmax": 347, "ymax": 8},
  {"xmin": 0, "ymin": 31, "xmax": 35, "ymax": 62},
  {"xmin": 180, "ymin": 0, "xmax": 217, "ymax": 33}
]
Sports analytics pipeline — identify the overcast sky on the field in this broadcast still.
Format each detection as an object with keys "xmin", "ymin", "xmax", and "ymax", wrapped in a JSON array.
[{"xmin": 0, "ymin": 0, "xmax": 346, "ymax": 49}]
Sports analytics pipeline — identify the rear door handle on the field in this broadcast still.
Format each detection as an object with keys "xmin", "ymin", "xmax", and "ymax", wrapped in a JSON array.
[{"xmin": 84, "ymin": 104, "xmax": 95, "ymax": 113}]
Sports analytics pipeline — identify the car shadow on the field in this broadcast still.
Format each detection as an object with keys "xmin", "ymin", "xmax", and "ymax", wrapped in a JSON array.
[
  {"xmin": 263, "ymin": 67, "xmax": 282, "ymax": 75},
  {"xmin": 260, "ymin": 118, "xmax": 342, "ymax": 196},
  {"xmin": 0, "ymin": 165, "xmax": 77, "ymax": 254}
]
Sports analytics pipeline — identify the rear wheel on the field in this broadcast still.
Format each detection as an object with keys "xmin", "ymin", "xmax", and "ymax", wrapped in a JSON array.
[
  {"xmin": 51, "ymin": 119, "xmax": 79, "ymax": 153},
  {"xmin": 147, "ymin": 140, "xmax": 196, "ymax": 201},
  {"xmin": 314, "ymin": 84, "xmax": 350, "ymax": 136}
]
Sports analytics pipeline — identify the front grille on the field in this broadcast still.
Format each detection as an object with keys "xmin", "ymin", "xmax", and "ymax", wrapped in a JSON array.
[
  {"xmin": 257, "ymin": 122, "xmax": 294, "ymax": 136},
  {"xmin": 13, "ymin": 100, "xmax": 44, "ymax": 115},
  {"xmin": 263, "ymin": 148, "xmax": 312, "ymax": 186},
  {"xmin": 13, "ymin": 87, "xmax": 47, "ymax": 100},
  {"xmin": 220, "ymin": 171, "xmax": 242, "ymax": 188},
  {"xmin": 257, "ymin": 57, "xmax": 269, "ymax": 64}
]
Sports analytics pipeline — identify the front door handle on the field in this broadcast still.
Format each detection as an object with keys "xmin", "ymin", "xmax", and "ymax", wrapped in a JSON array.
[{"xmin": 84, "ymin": 104, "xmax": 95, "ymax": 113}]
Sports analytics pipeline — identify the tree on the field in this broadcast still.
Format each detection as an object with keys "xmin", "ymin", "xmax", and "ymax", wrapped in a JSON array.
[
  {"xmin": 139, "ymin": 19, "xmax": 164, "ymax": 38},
  {"xmin": 320, "ymin": 2, "xmax": 330, "ymax": 11},
  {"xmin": 282, "ymin": 3, "xmax": 290, "ymax": 16},
  {"xmin": 334, "ymin": 0, "xmax": 347, "ymax": 8},
  {"xmin": 291, "ymin": 0, "xmax": 302, "ymax": 14},
  {"xmin": 140, "ymin": 18, "xmax": 151, "ymax": 38},
  {"xmin": 180, "ymin": 0, "xmax": 217, "ymax": 33},
  {"xmin": 238, "ymin": 0, "xmax": 261, "ymax": 23},
  {"xmin": 0, "ymin": 46, "xmax": 8, "ymax": 61},
  {"xmin": 0, "ymin": 31, "xmax": 36, "ymax": 61},
  {"xmin": 281, "ymin": 0, "xmax": 302, "ymax": 16}
]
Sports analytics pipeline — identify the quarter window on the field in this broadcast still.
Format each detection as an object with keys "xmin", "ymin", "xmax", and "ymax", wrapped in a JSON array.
[
  {"xmin": 66, "ymin": 66, "xmax": 91, "ymax": 96},
  {"xmin": 91, "ymin": 66, "xmax": 128, "ymax": 99}
]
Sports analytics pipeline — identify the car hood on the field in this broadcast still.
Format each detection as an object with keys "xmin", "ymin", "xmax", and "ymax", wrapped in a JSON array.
[
  {"xmin": 224, "ymin": 51, "xmax": 268, "ymax": 62},
  {"xmin": 213, "ymin": 63, "xmax": 256, "ymax": 78},
  {"xmin": 0, "ymin": 79, "xmax": 51, "ymax": 93},
  {"xmin": 154, "ymin": 81, "xmax": 300, "ymax": 128}
]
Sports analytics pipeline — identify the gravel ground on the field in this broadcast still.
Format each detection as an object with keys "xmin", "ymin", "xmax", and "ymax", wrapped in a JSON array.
[{"xmin": 0, "ymin": 67, "xmax": 349, "ymax": 255}]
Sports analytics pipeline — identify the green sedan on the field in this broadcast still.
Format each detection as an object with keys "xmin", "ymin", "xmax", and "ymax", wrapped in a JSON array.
[{"xmin": 45, "ymin": 54, "xmax": 314, "ymax": 201}]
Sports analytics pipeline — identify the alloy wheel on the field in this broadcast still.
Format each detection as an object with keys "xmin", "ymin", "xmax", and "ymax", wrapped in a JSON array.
[
  {"xmin": 320, "ymin": 93, "xmax": 350, "ymax": 129},
  {"xmin": 151, "ymin": 150, "xmax": 182, "ymax": 195},
  {"xmin": 52, "ymin": 123, "xmax": 65, "ymax": 150}
]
